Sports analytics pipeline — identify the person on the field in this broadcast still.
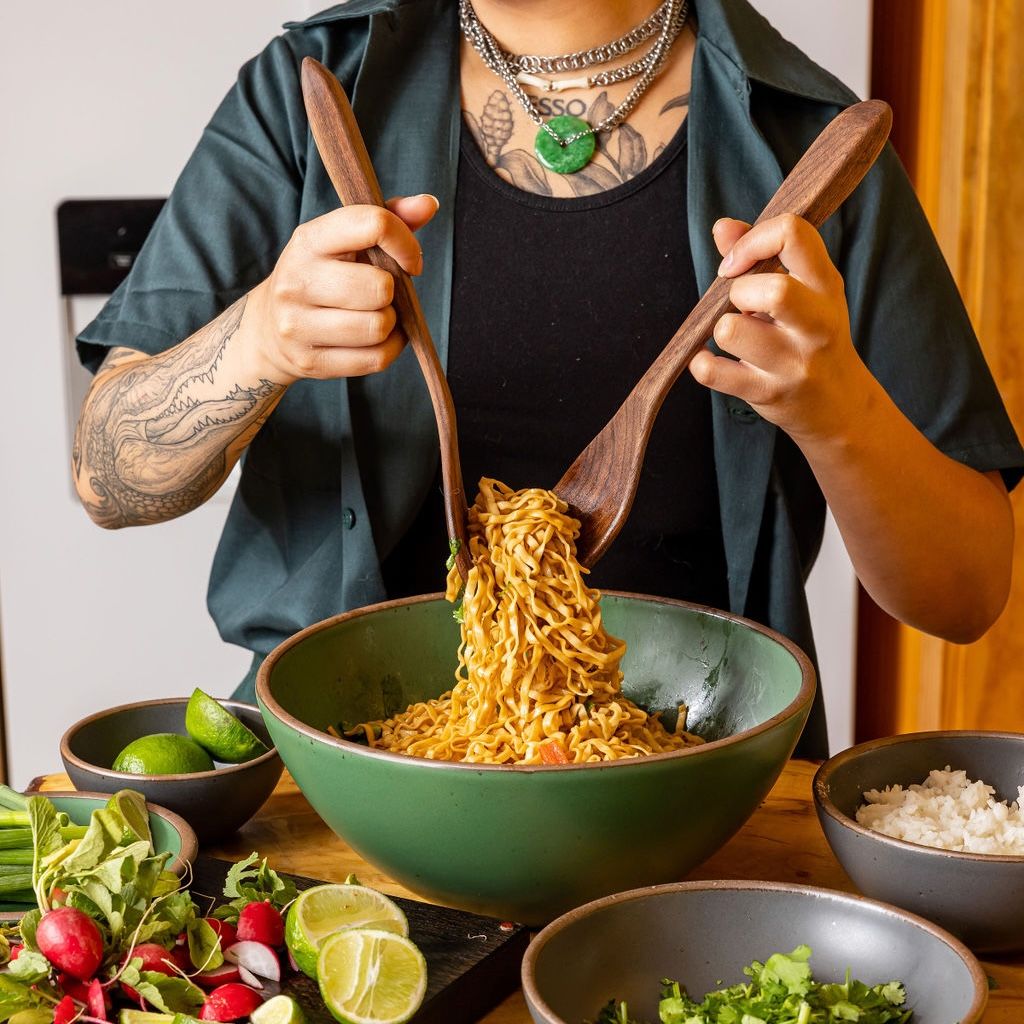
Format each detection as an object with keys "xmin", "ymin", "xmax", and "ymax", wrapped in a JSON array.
[{"xmin": 72, "ymin": 0, "xmax": 1023, "ymax": 759}]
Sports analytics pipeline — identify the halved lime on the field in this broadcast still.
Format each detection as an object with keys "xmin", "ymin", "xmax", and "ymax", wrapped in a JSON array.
[
  {"xmin": 112, "ymin": 734, "xmax": 214, "ymax": 775},
  {"xmin": 251, "ymin": 995, "xmax": 306, "ymax": 1024},
  {"xmin": 285, "ymin": 884, "xmax": 408, "ymax": 979},
  {"xmin": 185, "ymin": 688, "xmax": 268, "ymax": 763},
  {"xmin": 317, "ymin": 929, "xmax": 427, "ymax": 1024}
]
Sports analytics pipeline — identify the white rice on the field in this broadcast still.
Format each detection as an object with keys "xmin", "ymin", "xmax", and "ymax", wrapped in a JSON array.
[{"xmin": 856, "ymin": 766, "xmax": 1024, "ymax": 855}]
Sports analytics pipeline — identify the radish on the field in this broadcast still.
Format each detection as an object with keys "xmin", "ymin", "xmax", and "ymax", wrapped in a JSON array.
[
  {"xmin": 54, "ymin": 995, "xmax": 77, "ymax": 1024},
  {"xmin": 9, "ymin": 944, "xmax": 22, "ymax": 962},
  {"xmin": 223, "ymin": 941, "xmax": 280, "ymax": 982},
  {"xmin": 235, "ymin": 903, "xmax": 283, "ymax": 947},
  {"xmin": 87, "ymin": 978, "xmax": 108, "ymax": 1021},
  {"xmin": 203, "ymin": 919, "xmax": 237, "ymax": 948},
  {"xmin": 196, "ymin": 963, "xmax": 241, "ymax": 989},
  {"xmin": 121, "ymin": 943, "xmax": 178, "ymax": 1003},
  {"xmin": 198, "ymin": 983, "xmax": 264, "ymax": 1022},
  {"xmin": 235, "ymin": 966, "xmax": 263, "ymax": 990},
  {"xmin": 36, "ymin": 907, "xmax": 104, "ymax": 981}
]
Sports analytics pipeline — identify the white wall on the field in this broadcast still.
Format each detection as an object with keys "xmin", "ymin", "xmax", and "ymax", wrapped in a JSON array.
[
  {"xmin": 749, "ymin": 0, "xmax": 874, "ymax": 754},
  {"xmin": 0, "ymin": 2, "xmax": 316, "ymax": 786}
]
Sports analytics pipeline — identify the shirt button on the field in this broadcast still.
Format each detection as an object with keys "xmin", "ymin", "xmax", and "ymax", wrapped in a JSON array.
[
  {"xmin": 728, "ymin": 404, "xmax": 759, "ymax": 423},
  {"xmin": 342, "ymin": 507, "xmax": 357, "ymax": 529}
]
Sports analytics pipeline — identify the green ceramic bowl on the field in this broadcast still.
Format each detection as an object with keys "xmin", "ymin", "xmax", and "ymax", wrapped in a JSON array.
[{"xmin": 256, "ymin": 593, "xmax": 815, "ymax": 924}]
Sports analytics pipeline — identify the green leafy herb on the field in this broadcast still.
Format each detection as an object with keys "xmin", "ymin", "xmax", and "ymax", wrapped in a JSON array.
[
  {"xmin": 118, "ymin": 960, "xmax": 205, "ymax": 1014},
  {"xmin": 590, "ymin": 947, "xmax": 913, "ymax": 1024},
  {"xmin": 6, "ymin": 951, "xmax": 50, "ymax": 985},
  {"xmin": 186, "ymin": 917, "xmax": 224, "ymax": 972},
  {"xmin": 453, "ymin": 601, "xmax": 465, "ymax": 624},
  {"xmin": 212, "ymin": 851, "xmax": 298, "ymax": 924},
  {"xmin": 445, "ymin": 538, "xmax": 462, "ymax": 572},
  {"xmin": 0, "ymin": 976, "xmax": 51, "ymax": 1022}
]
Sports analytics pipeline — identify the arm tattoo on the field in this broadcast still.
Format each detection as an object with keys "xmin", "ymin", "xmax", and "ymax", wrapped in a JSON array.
[
  {"xmin": 73, "ymin": 296, "xmax": 284, "ymax": 528},
  {"xmin": 466, "ymin": 89, "xmax": 691, "ymax": 197}
]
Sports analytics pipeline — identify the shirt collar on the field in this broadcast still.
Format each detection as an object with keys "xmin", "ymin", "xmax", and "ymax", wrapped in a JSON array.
[{"xmin": 287, "ymin": 0, "xmax": 856, "ymax": 107}]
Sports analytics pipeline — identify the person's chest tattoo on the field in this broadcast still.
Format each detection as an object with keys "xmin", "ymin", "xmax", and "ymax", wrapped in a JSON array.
[{"xmin": 463, "ymin": 87, "xmax": 690, "ymax": 198}]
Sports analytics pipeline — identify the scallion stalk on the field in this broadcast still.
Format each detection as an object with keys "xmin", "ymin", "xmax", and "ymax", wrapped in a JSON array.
[
  {"xmin": 0, "ymin": 874, "xmax": 33, "ymax": 895},
  {"xmin": 0, "ymin": 786, "xmax": 27, "ymax": 812},
  {"xmin": 0, "ymin": 811, "xmax": 30, "ymax": 829},
  {"xmin": 0, "ymin": 850, "xmax": 34, "ymax": 866}
]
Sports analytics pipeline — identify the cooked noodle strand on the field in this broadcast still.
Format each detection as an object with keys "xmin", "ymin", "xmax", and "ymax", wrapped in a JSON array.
[{"xmin": 359, "ymin": 479, "xmax": 703, "ymax": 764}]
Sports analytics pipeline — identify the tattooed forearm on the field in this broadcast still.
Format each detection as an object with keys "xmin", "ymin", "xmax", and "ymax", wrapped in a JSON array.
[{"xmin": 73, "ymin": 296, "xmax": 285, "ymax": 529}]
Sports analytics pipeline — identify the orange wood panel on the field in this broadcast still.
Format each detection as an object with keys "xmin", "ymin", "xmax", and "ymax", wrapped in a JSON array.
[{"xmin": 858, "ymin": 0, "xmax": 1024, "ymax": 740}]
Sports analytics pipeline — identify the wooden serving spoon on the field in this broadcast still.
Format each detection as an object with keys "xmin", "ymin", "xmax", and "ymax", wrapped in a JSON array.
[
  {"xmin": 556, "ymin": 98, "xmax": 893, "ymax": 568},
  {"xmin": 300, "ymin": 57, "xmax": 471, "ymax": 579}
]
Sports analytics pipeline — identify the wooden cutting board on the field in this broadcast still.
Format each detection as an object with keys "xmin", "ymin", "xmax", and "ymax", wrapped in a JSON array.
[{"xmin": 190, "ymin": 856, "xmax": 531, "ymax": 1024}]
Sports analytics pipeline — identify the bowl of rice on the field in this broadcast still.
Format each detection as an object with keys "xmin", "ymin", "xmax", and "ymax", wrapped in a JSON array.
[{"xmin": 813, "ymin": 731, "xmax": 1024, "ymax": 954}]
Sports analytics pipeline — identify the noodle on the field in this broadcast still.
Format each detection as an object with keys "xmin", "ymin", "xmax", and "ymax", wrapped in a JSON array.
[{"xmin": 356, "ymin": 479, "xmax": 703, "ymax": 764}]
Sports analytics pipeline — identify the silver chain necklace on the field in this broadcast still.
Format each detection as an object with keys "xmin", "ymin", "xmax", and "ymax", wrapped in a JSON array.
[{"xmin": 460, "ymin": 0, "xmax": 689, "ymax": 174}]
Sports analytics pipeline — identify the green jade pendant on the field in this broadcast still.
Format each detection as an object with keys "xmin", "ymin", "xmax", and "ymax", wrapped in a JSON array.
[{"xmin": 534, "ymin": 115, "xmax": 596, "ymax": 174}]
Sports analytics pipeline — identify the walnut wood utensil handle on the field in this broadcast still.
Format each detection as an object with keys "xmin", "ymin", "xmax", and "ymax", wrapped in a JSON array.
[
  {"xmin": 557, "ymin": 99, "xmax": 893, "ymax": 568},
  {"xmin": 300, "ymin": 57, "xmax": 470, "ymax": 577}
]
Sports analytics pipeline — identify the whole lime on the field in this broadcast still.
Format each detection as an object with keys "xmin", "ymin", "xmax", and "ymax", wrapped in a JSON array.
[
  {"xmin": 112, "ymin": 733, "xmax": 215, "ymax": 775},
  {"xmin": 185, "ymin": 688, "xmax": 268, "ymax": 763}
]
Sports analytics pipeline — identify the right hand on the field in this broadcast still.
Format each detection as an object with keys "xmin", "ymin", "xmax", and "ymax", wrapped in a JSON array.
[{"xmin": 248, "ymin": 193, "xmax": 439, "ymax": 383}]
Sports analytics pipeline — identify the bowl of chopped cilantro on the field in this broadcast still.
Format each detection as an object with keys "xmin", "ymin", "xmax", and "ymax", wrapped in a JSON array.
[{"xmin": 521, "ymin": 879, "xmax": 988, "ymax": 1024}]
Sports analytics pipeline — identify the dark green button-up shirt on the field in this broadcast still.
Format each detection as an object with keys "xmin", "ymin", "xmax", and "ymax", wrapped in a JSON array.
[{"xmin": 79, "ymin": 0, "xmax": 1024, "ymax": 758}]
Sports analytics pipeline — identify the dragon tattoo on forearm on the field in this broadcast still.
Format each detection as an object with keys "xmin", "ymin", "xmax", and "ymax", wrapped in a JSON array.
[{"xmin": 73, "ymin": 297, "xmax": 284, "ymax": 528}]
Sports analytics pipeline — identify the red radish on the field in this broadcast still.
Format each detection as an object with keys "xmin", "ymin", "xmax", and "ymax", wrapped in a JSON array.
[
  {"xmin": 196, "ymin": 963, "xmax": 242, "ymax": 989},
  {"xmin": 198, "ymin": 983, "xmax": 264, "ymax": 1021},
  {"xmin": 126, "ymin": 943, "xmax": 178, "ymax": 975},
  {"xmin": 223, "ymin": 941, "xmax": 280, "ymax": 982},
  {"xmin": 204, "ymin": 919, "xmax": 237, "ymax": 948},
  {"xmin": 51, "ymin": 887, "xmax": 68, "ymax": 907},
  {"xmin": 54, "ymin": 995, "xmax": 77, "ymax": 1024},
  {"xmin": 87, "ymin": 978, "xmax": 108, "ymax": 1021},
  {"xmin": 121, "ymin": 943, "xmax": 178, "ymax": 1003},
  {"xmin": 36, "ymin": 907, "xmax": 104, "ymax": 981},
  {"xmin": 235, "ymin": 903, "xmax": 283, "ymax": 947},
  {"xmin": 57, "ymin": 974, "xmax": 91, "ymax": 1003},
  {"xmin": 9, "ymin": 944, "xmax": 22, "ymax": 962}
]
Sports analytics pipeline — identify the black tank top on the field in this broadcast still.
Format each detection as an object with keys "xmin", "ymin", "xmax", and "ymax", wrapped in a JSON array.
[{"xmin": 381, "ymin": 118, "xmax": 728, "ymax": 608}]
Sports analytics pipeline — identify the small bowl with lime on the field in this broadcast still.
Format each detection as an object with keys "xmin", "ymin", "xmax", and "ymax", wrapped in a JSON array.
[{"xmin": 60, "ymin": 692, "xmax": 282, "ymax": 843}]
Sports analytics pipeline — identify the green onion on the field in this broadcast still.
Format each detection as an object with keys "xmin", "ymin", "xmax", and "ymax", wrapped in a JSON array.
[
  {"xmin": 0, "ymin": 812, "xmax": 30, "ymax": 829},
  {"xmin": 0, "ymin": 874, "xmax": 33, "ymax": 895},
  {"xmin": 0, "ymin": 851, "xmax": 34, "ymax": 866},
  {"xmin": 0, "ymin": 787, "xmax": 27, "ymax": 812},
  {"xmin": 0, "ymin": 825, "xmax": 87, "ymax": 850}
]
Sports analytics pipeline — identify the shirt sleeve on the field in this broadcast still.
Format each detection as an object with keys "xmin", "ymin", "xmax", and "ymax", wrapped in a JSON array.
[
  {"xmin": 75, "ymin": 33, "xmax": 309, "ymax": 373},
  {"xmin": 840, "ymin": 143, "xmax": 1024, "ymax": 490}
]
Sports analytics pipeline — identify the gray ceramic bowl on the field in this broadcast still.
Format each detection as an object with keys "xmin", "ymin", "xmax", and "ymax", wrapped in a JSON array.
[
  {"xmin": 60, "ymin": 698, "xmax": 283, "ymax": 844},
  {"xmin": 814, "ymin": 731, "xmax": 1024, "ymax": 955},
  {"xmin": 522, "ymin": 880, "xmax": 988, "ymax": 1024}
]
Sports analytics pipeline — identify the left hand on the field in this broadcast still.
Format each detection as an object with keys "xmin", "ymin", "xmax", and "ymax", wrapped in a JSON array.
[{"xmin": 689, "ymin": 213, "xmax": 873, "ymax": 445}]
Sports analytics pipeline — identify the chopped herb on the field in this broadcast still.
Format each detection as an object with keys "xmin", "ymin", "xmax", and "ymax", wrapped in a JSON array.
[
  {"xmin": 590, "ymin": 946, "xmax": 913, "ymax": 1024},
  {"xmin": 445, "ymin": 537, "xmax": 462, "ymax": 572}
]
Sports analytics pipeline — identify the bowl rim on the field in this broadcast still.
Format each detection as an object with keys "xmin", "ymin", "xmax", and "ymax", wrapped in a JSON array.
[
  {"xmin": 520, "ymin": 878, "xmax": 989, "ymax": 1024},
  {"xmin": 255, "ymin": 590, "xmax": 817, "ymax": 773},
  {"xmin": 27, "ymin": 789, "xmax": 199, "ymax": 876},
  {"xmin": 60, "ymin": 697, "xmax": 281, "ymax": 783},
  {"xmin": 813, "ymin": 730, "xmax": 1024, "ymax": 864}
]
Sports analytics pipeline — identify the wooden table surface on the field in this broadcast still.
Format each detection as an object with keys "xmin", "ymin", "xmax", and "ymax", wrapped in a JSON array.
[{"xmin": 39, "ymin": 761, "xmax": 1024, "ymax": 1022}]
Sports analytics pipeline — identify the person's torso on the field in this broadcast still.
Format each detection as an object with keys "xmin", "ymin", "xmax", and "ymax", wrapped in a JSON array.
[{"xmin": 382, "ymin": 115, "xmax": 729, "ymax": 606}]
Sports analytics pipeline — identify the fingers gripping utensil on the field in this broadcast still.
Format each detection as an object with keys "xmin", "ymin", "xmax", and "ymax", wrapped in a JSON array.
[
  {"xmin": 556, "ymin": 99, "xmax": 893, "ymax": 568},
  {"xmin": 300, "ymin": 57, "xmax": 471, "ymax": 579}
]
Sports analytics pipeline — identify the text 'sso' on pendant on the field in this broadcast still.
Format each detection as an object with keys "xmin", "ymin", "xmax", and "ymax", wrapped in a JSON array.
[{"xmin": 534, "ymin": 115, "xmax": 596, "ymax": 174}]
